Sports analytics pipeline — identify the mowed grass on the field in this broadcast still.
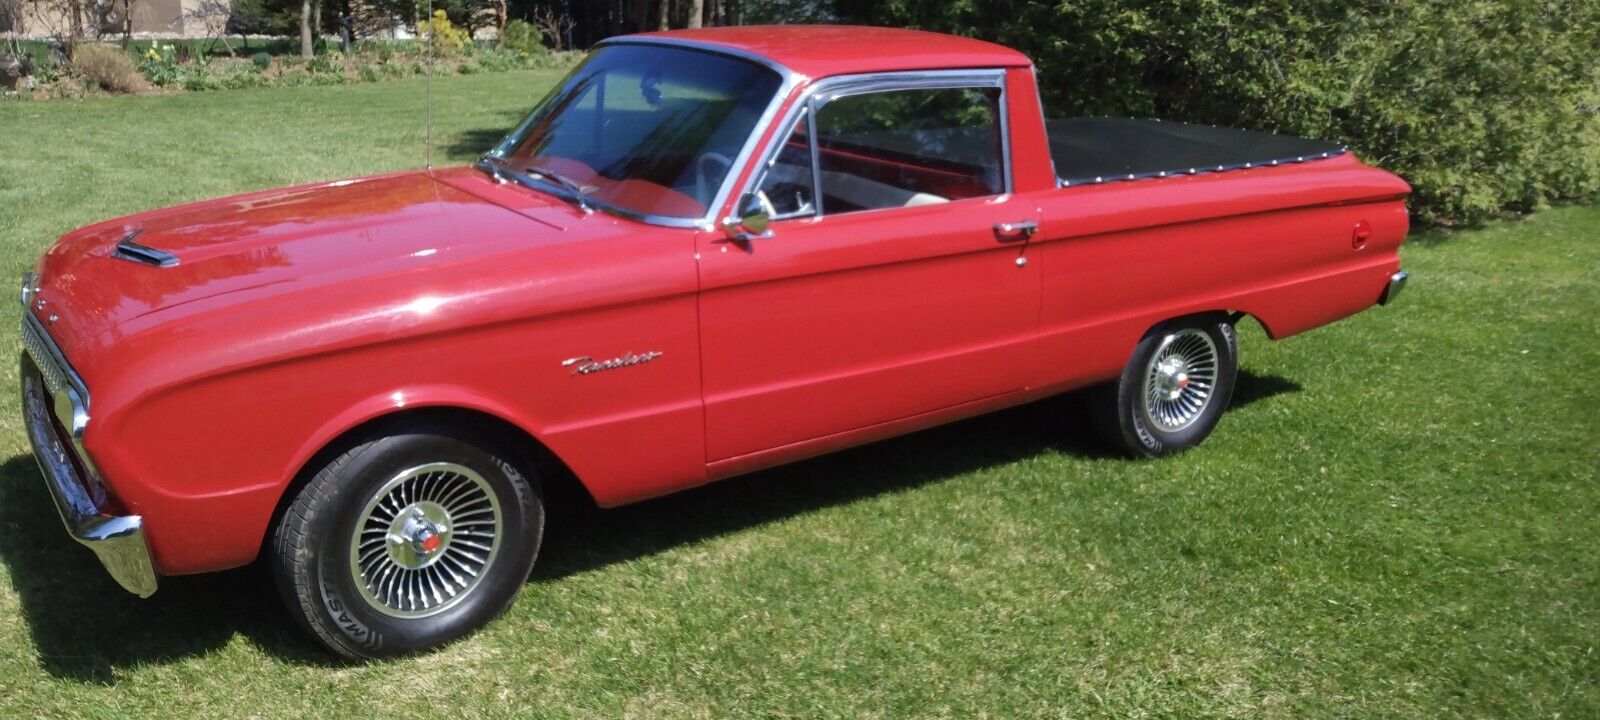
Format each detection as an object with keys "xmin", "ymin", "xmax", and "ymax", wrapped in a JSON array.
[{"xmin": 1, "ymin": 74, "xmax": 1597, "ymax": 718}]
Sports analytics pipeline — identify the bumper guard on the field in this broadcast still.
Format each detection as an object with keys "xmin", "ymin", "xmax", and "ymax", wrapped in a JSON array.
[{"xmin": 1379, "ymin": 269, "xmax": 1409, "ymax": 305}]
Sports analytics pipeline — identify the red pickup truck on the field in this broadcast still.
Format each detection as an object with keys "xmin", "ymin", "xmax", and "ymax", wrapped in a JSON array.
[{"xmin": 19, "ymin": 26, "xmax": 1410, "ymax": 657}]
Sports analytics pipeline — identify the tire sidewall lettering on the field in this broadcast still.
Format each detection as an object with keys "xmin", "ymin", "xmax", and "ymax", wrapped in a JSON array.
[{"xmin": 318, "ymin": 569, "xmax": 382, "ymax": 651}]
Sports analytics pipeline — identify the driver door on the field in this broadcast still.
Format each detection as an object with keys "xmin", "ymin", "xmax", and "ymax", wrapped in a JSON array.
[{"xmin": 696, "ymin": 74, "xmax": 1042, "ymax": 465}]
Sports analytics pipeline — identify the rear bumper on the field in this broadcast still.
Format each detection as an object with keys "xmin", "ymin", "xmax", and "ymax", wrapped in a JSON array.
[
  {"xmin": 1379, "ymin": 269, "xmax": 1408, "ymax": 305},
  {"xmin": 20, "ymin": 314, "xmax": 157, "ymax": 598}
]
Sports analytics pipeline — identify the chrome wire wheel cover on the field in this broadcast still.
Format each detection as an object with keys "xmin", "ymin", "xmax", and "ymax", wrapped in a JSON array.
[
  {"xmin": 349, "ymin": 462, "xmax": 503, "ymax": 618},
  {"xmin": 1140, "ymin": 329, "xmax": 1220, "ymax": 432}
]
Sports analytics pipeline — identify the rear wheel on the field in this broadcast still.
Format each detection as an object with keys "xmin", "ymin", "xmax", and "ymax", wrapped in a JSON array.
[
  {"xmin": 271, "ymin": 424, "xmax": 543, "ymax": 659},
  {"xmin": 1093, "ymin": 316, "xmax": 1238, "ymax": 457}
]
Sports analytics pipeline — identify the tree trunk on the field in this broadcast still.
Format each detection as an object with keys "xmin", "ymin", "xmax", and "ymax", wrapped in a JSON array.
[
  {"xmin": 628, "ymin": 0, "xmax": 646, "ymax": 32},
  {"xmin": 66, "ymin": 0, "xmax": 84, "ymax": 52},
  {"xmin": 657, "ymin": 0, "xmax": 669, "ymax": 30},
  {"xmin": 685, "ymin": 0, "xmax": 701, "ymax": 29},
  {"xmin": 120, "ymin": 0, "xmax": 131, "ymax": 49},
  {"xmin": 299, "ymin": 0, "xmax": 312, "ymax": 58}
]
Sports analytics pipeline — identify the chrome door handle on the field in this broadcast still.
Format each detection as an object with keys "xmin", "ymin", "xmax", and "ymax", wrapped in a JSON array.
[{"xmin": 993, "ymin": 220, "xmax": 1038, "ymax": 241}]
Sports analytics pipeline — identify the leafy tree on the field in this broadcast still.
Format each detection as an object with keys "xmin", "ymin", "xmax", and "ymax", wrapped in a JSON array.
[{"xmin": 835, "ymin": 0, "xmax": 1600, "ymax": 225}]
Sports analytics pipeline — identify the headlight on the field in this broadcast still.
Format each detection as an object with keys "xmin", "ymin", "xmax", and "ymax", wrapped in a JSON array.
[{"xmin": 20, "ymin": 271, "xmax": 40, "ymax": 308}]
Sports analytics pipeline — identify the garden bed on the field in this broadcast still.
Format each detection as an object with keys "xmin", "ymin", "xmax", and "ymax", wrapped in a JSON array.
[{"xmin": 3, "ymin": 16, "xmax": 580, "ymax": 100}]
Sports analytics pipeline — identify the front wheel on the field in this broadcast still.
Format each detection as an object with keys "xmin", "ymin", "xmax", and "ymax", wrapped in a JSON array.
[
  {"xmin": 1093, "ymin": 316, "xmax": 1239, "ymax": 457},
  {"xmin": 271, "ymin": 424, "xmax": 544, "ymax": 659}
]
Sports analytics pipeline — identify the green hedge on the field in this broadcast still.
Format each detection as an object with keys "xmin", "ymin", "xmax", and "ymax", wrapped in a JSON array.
[{"xmin": 837, "ymin": 0, "xmax": 1600, "ymax": 225}]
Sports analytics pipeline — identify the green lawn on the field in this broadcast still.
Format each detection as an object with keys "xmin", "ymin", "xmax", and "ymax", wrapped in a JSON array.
[{"xmin": 1, "ymin": 74, "xmax": 1596, "ymax": 718}]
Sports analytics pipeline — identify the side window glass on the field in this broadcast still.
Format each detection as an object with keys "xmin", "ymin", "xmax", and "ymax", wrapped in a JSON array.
[
  {"xmin": 813, "ymin": 87, "xmax": 1004, "ymax": 214},
  {"xmin": 755, "ymin": 110, "xmax": 817, "ymax": 219}
]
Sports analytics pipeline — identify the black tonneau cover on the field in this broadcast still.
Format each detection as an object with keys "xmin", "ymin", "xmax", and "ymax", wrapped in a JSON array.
[{"xmin": 1047, "ymin": 118, "xmax": 1346, "ymax": 186}]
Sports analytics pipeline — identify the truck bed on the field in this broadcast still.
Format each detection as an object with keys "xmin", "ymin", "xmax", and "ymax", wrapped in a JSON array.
[{"xmin": 1047, "ymin": 118, "xmax": 1347, "ymax": 186}]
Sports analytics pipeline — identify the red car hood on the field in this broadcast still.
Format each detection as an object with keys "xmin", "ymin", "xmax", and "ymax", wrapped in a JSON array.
[{"xmin": 33, "ymin": 169, "xmax": 564, "ymax": 353}]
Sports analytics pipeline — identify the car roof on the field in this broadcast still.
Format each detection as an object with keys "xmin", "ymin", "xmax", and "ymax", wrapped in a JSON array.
[{"xmin": 612, "ymin": 25, "xmax": 1032, "ymax": 79}]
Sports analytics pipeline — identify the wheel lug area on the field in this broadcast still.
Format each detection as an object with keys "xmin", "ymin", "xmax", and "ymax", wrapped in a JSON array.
[
  {"xmin": 384, "ymin": 501, "xmax": 453, "ymax": 570},
  {"xmin": 352, "ymin": 463, "xmax": 502, "ymax": 618},
  {"xmin": 1142, "ymin": 329, "xmax": 1221, "ymax": 433}
]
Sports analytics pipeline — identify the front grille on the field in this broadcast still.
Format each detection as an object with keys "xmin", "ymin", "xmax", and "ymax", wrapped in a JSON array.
[
  {"xmin": 20, "ymin": 316, "xmax": 108, "ymax": 512},
  {"xmin": 21, "ymin": 316, "xmax": 72, "ymax": 394}
]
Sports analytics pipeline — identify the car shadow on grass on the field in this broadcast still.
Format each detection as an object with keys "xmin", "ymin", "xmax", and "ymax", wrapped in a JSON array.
[
  {"xmin": 530, "ymin": 369, "xmax": 1303, "ymax": 583},
  {"xmin": 0, "ymin": 370, "xmax": 1298, "ymax": 680},
  {"xmin": 0, "ymin": 456, "xmax": 337, "ymax": 682}
]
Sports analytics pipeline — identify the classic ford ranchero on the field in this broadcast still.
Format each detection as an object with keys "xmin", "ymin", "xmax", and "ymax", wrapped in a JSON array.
[{"xmin": 18, "ymin": 26, "xmax": 1410, "ymax": 657}]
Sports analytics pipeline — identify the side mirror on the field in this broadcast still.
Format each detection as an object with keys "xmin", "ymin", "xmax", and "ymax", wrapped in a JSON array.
[{"xmin": 723, "ymin": 192, "xmax": 774, "ymax": 244}]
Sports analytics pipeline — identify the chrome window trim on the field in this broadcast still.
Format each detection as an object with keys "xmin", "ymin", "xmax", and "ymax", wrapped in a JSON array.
[
  {"xmin": 754, "ymin": 105, "xmax": 820, "ymax": 222},
  {"xmin": 589, "ymin": 36, "xmax": 807, "ymax": 230},
  {"xmin": 734, "ymin": 68, "xmax": 1014, "ymax": 223},
  {"xmin": 806, "ymin": 105, "xmax": 822, "ymax": 213}
]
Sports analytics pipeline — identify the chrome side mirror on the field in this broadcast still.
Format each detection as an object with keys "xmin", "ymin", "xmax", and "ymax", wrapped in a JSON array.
[{"xmin": 723, "ymin": 192, "xmax": 774, "ymax": 243}]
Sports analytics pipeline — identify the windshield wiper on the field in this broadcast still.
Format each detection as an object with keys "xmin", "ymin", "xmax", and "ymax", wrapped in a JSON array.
[
  {"xmin": 524, "ymin": 165, "xmax": 594, "ymax": 215},
  {"xmin": 476, "ymin": 155, "xmax": 593, "ymax": 215}
]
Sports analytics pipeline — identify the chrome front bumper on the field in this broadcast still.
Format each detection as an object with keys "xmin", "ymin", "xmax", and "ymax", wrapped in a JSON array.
[
  {"xmin": 20, "ymin": 311, "xmax": 157, "ymax": 597},
  {"xmin": 1379, "ymin": 269, "xmax": 1409, "ymax": 305}
]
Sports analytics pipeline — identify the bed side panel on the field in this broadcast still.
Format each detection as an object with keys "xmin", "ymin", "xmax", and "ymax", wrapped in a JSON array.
[{"xmin": 1027, "ymin": 162, "xmax": 1408, "ymax": 392}]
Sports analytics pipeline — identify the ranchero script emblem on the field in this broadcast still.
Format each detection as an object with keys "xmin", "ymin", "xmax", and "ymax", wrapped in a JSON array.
[{"xmin": 562, "ymin": 351, "xmax": 664, "ymax": 376}]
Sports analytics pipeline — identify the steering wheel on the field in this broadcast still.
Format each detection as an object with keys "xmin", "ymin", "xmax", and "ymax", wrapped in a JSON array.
[{"xmin": 695, "ymin": 152, "xmax": 734, "ymax": 209}]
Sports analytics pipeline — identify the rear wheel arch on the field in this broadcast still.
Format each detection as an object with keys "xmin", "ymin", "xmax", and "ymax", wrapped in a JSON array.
[
  {"xmin": 1158, "ymin": 308, "xmax": 1266, "ymax": 337},
  {"xmin": 1093, "ymin": 311, "xmax": 1242, "ymax": 457}
]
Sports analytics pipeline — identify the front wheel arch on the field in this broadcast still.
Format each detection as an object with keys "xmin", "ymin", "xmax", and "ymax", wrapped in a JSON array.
[{"xmin": 261, "ymin": 405, "xmax": 589, "ymax": 567}]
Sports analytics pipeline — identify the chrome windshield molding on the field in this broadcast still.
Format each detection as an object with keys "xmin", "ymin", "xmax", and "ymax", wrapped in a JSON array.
[
  {"xmin": 596, "ymin": 35, "xmax": 801, "ymax": 88},
  {"xmin": 595, "ymin": 36, "xmax": 807, "ymax": 230},
  {"xmin": 22, "ymin": 354, "xmax": 156, "ymax": 598},
  {"xmin": 735, "ymin": 68, "xmax": 1015, "ymax": 218}
]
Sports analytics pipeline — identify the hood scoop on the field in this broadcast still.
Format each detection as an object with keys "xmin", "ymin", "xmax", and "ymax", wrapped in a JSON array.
[{"xmin": 112, "ymin": 230, "xmax": 179, "ymax": 268}]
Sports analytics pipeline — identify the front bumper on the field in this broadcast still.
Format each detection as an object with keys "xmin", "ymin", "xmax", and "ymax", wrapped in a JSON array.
[{"xmin": 20, "ymin": 312, "xmax": 157, "ymax": 598}]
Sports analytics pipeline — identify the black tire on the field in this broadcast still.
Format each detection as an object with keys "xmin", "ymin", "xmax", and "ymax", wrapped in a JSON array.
[
  {"xmin": 1092, "ymin": 316, "xmax": 1239, "ymax": 457},
  {"xmin": 271, "ymin": 423, "xmax": 544, "ymax": 659}
]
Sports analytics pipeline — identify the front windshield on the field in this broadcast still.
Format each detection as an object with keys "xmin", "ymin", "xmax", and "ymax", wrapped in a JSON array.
[{"xmin": 489, "ymin": 44, "xmax": 782, "ymax": 221}]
